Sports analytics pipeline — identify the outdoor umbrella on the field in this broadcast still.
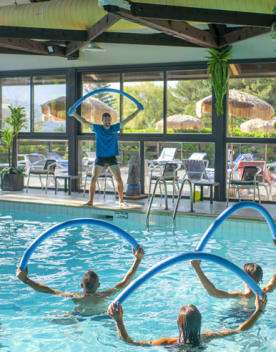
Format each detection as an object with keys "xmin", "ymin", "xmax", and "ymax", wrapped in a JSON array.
[
  {"xmin": 155, "ymin": 114, "xmax": 204, "ymax": 131},
  {"xmin": 41, "ymin": 96, "xmax": 117, "ymax": 124},
  {"xmin": 196, "ymin": 89, "xmax": 274, "ymax": 168},
  {"xmin": 240, "ymin": 118, "xmax": 276, "ymax": 161},
  {"xmin": 196, "ymin": 89, "xmax": 274, "ymax": 121}
]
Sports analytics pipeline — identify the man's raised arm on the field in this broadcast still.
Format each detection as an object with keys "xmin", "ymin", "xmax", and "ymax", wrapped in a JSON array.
[
  {"xmin": 68, "ymin": 108, "xmax": 94, "ymax": 129},
  {"xmin": 100, "ymin": 245, "xmax": 144, "ymax": 297},
  {"xmin": 16, "ymin": 266, "xmax": 73, "ymax": 297},
  {"xmin": 120, "ymin": 108, "xmax": 140, "ymax": 127}
]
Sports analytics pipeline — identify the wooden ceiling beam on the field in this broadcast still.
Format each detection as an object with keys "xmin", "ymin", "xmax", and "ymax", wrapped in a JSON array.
[
  {"xmin": 65, "ymin": 13, "xmax": 120, "ymax": 57},
  {"xmin": 0, "ymin": 25, "xmax": 87, "ymax": 42},
  {"xmin": 222, "ymin": 27, "xmax": 270, "ymax": 47},
  {"xmin": 126, "ymin": 2, "xmax": 276, "ymax": 28},
  {"xmin": 105, "ymin": 8, "xmax": 218, "ymax": 48},
  {"xmin": 0, "ymin": 37, "xmax": 65, "ymax": 57},
  {"xmin": 94, "ymin": 32, "xmax": 201, "ymax": 47}
]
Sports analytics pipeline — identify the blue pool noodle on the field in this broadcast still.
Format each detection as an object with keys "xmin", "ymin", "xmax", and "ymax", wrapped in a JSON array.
[
  {"xmin": 112, "ymin": 251, "xmax": 263, "ymax": 307},
  {"xmin": 196, "ymin": 202, "xmax": 276, "ymax": 252},
  {"xmin": 19, "ymin": 218, "xmax": 139, "ymax": 270},
  {"xmin": 68, "ymin": 88, "xmax": 144, "ymax": 116}
]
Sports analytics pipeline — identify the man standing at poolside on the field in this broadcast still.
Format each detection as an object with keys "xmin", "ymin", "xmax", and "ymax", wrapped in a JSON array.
[{"xmin": 69, "ymin": 107, "xmax": 140, "ymax": 207}]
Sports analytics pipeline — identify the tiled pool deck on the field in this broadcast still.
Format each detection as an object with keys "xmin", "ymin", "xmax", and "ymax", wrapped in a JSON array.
[{"xmin": 0, "ymin": 188, "xmax": 276, "ymax": 234}]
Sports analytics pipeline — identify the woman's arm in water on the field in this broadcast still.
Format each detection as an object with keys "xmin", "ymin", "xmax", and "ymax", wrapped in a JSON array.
[
  {"xmin": 100, "ymin": 246, "xmax": 144, "ymax": 297},
  {"xmin": 190, "ymin": 260, "xmax": 244, "ymax": 299},
  {"xmin": 202, "ymin": 293, "xmax": 267, "ymax": 342},
  {"xmin": 16, "ymin": 266, "xmax": 74, "ymax": 297},
  {"xmin": 263, "ymin": 239, "xmax": 276, "ymax": 293},
  {"xmin": 68, "ymin": 108, "xmax": 94, "ymax": 128},
  {"xmin": 108, "ymin": 302, "xmax": 178, "ymax": 346}
]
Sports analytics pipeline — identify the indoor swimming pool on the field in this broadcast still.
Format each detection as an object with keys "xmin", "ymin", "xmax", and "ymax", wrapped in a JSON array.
[{"xmin": 1, "ymin": 204, "xmax": 276, "ymax": 351}]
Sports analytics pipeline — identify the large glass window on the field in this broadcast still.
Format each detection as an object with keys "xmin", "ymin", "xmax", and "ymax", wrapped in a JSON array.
[
  {"xmin": 167, "ymin": 70, "xmax": 212, "ymax": 134},
  {"xmin": 228, "ymin": 77, "xmax": 276, "ymax": 138},
  {"xmin": 80, "ymin": 139, "xmax": 139, "ymax": 195},
  {"xmin": 0, "ymin": 77, "xmax": 31, "ymax": 132},
  {"xmin": 122, "ymin": 71, "xmax": 163, "ymax": 133},
  {"xmin": 226, "ymin": 142, "xmax": 276, "ymax": 201},
  {"xmin": 82, "ymin": 73, "xmax": 120, "ymax": 133},
  {"xmin": 18, "ymin": 139, "xmax": 68, "ymax": 170},
  {"xmin": 145, "ymin": 141, "xmax": 214, "ymax": 198},
  {"xmin": 33, "ymin": 75, "xmax": 66, "ymax": 133}
]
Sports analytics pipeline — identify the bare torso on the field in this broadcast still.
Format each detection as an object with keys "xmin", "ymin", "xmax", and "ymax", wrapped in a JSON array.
[{"xmin": 71, "ymin": 293, "xmax": 109, "ymax": 316}]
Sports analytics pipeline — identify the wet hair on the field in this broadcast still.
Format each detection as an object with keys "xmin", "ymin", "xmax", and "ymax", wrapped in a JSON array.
[
  {"xmin": 177, "ymin": 305, "xmax": 201, "ymax": 347},
  {"xmin": 82, "ymin": 270, "xmax": 99, "ymax": 293},
  {"xmin": 102, "ymin": 112, "xmax": 111, "ymax": 119},
  {"xmin": 244, "ymin": 263, "xmax": 263, "ymax": 284}
]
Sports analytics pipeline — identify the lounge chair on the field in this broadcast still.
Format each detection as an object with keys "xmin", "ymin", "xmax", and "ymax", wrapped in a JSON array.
[
  {"xmin": 151, "ymin": 147, "xmax": 177, "ymax": 165},
  {"xmin": 147, "ymin": 147, "xmax": 179, "ymax": 200}
]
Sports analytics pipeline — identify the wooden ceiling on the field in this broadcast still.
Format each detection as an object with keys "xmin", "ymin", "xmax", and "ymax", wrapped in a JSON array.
[{"xmin": 0, "ymin": 0, "xmax": 274, "ymax": 74}]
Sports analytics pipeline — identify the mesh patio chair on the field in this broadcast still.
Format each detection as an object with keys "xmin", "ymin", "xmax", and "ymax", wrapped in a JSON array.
[
  {"xmin": 238, "ymin": 161, "xmax": 272, "ymax": 201},
  {"xmin": 25, "ymin": 154, "xmax": 56, "ymax": 193},
  {"xmin": 182, "ymin": 159, "xmax": 208, "ymax": 181},
  {"xmin": 227, "ymin": 165, "xmax": 261, "ymax": 205}
]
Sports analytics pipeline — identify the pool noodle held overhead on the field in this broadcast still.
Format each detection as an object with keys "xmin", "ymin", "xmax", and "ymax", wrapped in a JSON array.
[
  {"xmin": 68, "ymin": 88, "xmax": 144, "ymax": 116},
  {"xmin": 19, "ymin": 218, "xmax": 139, "ymax": 270},
  {"xmin": 196, "ymin": 202, "xmax": 276, "ymax": 252},
  {"xmin": 111, "ymin": 251, "xmax": 263, "ymax": 308}
]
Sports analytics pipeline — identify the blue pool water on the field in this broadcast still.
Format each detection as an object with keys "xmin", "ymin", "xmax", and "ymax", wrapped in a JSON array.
[{"xmin": 1, "ymin": 207, "xmax": 276, "ymax": 351}]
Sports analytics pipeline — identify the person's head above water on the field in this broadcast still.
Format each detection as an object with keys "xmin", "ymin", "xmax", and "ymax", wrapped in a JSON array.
[
  {"xmin": 81, "ymin": 270, "xmax": 100, "ymax": 294},
  {"xmin": 244, "ymin": 263, "xmax": 263, "ymax": 284},
  {"xmin": 102, "ymin": 112, "xmax": 111, "ymax": 129},
  {"xmin": 177, "ymin": 305, "xmax": 201, "ymax": 347}
]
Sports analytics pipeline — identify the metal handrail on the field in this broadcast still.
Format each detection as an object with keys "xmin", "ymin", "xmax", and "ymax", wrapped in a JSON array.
[
  {"xmin": 146, "ymin": 176, "xmax": 168, "ymax": 226},
  {"xmin": 173, "ymin": 178, "xmax": 193, "ymax": 221}
]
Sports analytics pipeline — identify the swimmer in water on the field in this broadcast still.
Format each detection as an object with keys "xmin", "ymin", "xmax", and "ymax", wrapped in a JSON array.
[
  {"xmin": 191, "ymin": 240, "xmax": 276, "ymax": 307},
  {"xmin": 107, "ymin": 293, "xmax": 266, "ymax": 347},
  {"xmin": 16, "ymin": 245, "xmax": 144, "ymax": 316}
]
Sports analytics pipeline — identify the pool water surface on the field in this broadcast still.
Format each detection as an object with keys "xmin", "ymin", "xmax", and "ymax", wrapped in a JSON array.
[{"xmin": 1, "ymin": 208, "xmax": 276, "ymax": 352}]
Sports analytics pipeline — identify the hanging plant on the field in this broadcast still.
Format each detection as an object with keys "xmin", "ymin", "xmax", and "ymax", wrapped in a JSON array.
[
  {"xmin": 206, "ymin": 46, "xmax": 232, "ymax": 116},
  {"xmin": 270, "ymin": 6, "xmax": 276, "ymax": 41}
]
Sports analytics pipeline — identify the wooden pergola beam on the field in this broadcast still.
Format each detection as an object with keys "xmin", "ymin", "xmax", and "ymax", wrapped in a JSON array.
[
  {"xmin": 94, "ymin": 32, "xmax": 201, "ymax": 47},
  {"xmin": 105, "ymin": 8, "xmax": 218, "ymax": 48},
  {"xmin": 0, "ymin": 38, "xmax": 65, "ymax": 57},
  {"xmin": 65, "ymin": 13, "xmax": 120, "ymax": 57},
  {"xmin": 126, "ymin": 2, "xmax": 276, "ymax": 28},
  {"xmin": 0, "ymin": 25, "xmax": 87, "ymax": 41},
  {"xmin": 222, "ymin": 27, "xmax": 270, "ymax": 47}
]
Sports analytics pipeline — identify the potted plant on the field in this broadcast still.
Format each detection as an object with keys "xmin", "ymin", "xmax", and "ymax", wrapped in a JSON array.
[{"xmin": 0, "ymin": 105, "xmax": 27, "ymax": 191}]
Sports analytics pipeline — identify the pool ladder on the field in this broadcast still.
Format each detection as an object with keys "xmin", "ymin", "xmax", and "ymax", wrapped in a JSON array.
[
  {"xmin": 173, "ymin": 178, "xmax": 193, "ymax": 221},
  {"xmin": 146, "ymin": 177, "xmax": 193, "ymax": 226}
]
